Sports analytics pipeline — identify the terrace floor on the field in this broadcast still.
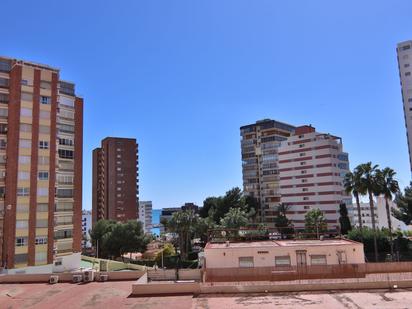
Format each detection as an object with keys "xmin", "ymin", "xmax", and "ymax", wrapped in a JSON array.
[{"xmin": 1, "ymin": 281, "xmax": 412, "ymax": 308}]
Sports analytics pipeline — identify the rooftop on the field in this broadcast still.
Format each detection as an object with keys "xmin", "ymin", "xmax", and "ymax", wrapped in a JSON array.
[{"xmin": 205, "ymin": 239, "xmax": 359, "ymax": 249}]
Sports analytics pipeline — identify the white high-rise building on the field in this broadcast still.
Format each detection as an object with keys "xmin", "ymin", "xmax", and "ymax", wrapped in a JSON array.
[
  {"xmin": 397, "ymin": 40, "xmax": 412, "ymax": 172},
  {"xmin": 139, "ymin": 201, "xmax": 152, "ymax": 234},
  {"xmin": 278, "ymin": 125, "xmax": 352, "ymax": 231},
  {"xmin": 81, "ymin": 210, "xmax": 92, "ymax": 248}
]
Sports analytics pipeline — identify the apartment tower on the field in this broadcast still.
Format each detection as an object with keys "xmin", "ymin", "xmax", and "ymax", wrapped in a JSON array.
[
  {"xmin": 396, "ymin": 40, "xmax": 412, "ymax": 173},
  {"xmin": 278, "ymin": 125, "xmax": 351, "ymax": 231},
  {"xmin": 92, "ymin": 137, "xmax": 139, "ymax": 226},
  {"xmin": 240, "ymin": 119, "xmax": 296, "ymax": 227},
  {"xmin": 0, "ymin": 56, "xmax": 83, "ymax": 269}
]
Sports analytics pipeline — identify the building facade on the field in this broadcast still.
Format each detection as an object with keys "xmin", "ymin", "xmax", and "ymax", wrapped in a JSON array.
[
  {"xmin": 204, "ymin": 239, "xmax": 364, "ymax": 269},
  {"xmin": 278, "ymin": 125, "xmax": 351, "ymax": 230},
  {"xmin": 81, "ymin": 210, "xmax": 92, "ymax": 248},
  {"xmin": 350, "ymin": 196, "xmax": 409, "ymax": 231},
  {"xmin": 92, "ymin": 137, "xmax": 138, "ymax": 226},
  {"xmin": 397, "ymin": 40, "xmax": 412, "ymax": 173},
  {"xmin": 240, "ymin": 119, "xmax": 296, "ymax": 227},
  {"xmin": 138, "ymin": 201, "xmax": 152, "ymax": 234},
  {"xmin": 0, "ymin": 56, "xmax": 83, "ymax": 269}
]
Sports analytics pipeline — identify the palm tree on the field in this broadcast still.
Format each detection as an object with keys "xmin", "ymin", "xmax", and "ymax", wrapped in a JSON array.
[
  {"xmin": 358, "ymin": 162, "xmax": 379, "ymax": 262},
  {"xmin": 168, "ymin": 210, "xmax": 197, "ymax": 260},
  {"xmin": 343, "ymin": 168, "xmax": 366, "ymax": 232},
  {"xmin": 375, "ymin": 167, "xmax": 400, "ymax": 257}
]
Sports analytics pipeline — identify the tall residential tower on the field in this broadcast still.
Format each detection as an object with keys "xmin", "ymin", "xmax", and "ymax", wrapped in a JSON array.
[
  {"xmin": 397, "ymin": 40, "xmax": 412, "ymax": 173},
  {"xmin": 92, "ymin": 137, "xmax": 139, "ymax": 226},
  {"xmin": 0, "ymin": 57, "xmax": 83, "ymax": 269},
  {"xmin": 240, "ymin": 119, "xmax": 296, "ymax": 227}
]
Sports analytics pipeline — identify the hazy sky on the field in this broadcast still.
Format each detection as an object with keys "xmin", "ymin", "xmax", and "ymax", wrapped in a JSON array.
[{"xmin": 2, "ymin": 0, "xmax": 412, "ymax": 209}]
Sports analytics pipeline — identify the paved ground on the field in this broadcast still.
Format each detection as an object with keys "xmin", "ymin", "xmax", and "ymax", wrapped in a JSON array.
[{"xmin": 1, "ymin": 281, "xmax": 412, "ymax": 308}]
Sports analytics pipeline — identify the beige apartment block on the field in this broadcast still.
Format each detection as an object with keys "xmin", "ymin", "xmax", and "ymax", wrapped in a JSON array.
[
  {"xmin": 0, "ymin": 57, "xmax": 83, "ymax": 269},
  {"xmin": 278, "ymin": 125, "xmax": 352, "ymax": 231}
]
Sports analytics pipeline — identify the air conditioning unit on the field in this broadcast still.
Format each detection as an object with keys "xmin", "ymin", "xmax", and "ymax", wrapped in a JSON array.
[
  {"xmin": 98, "ymin": 274, "xmax": 108, "ymax": 282},
  {"xmin": 49, "ymin": 275, "xmax": 59, "ymax": 284},
  {"xmin": 72, "ymin": 274, "xmax": 83, "ymax": 283},
  {"xmin": 83, "ymin": 270, "xmax": 94, "ymax": 282}
]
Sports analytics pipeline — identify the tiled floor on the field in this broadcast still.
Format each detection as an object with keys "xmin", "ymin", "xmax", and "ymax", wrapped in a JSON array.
[{"xmin": 1, "ymin": 281, "xmax": 412, "ymax": 308}]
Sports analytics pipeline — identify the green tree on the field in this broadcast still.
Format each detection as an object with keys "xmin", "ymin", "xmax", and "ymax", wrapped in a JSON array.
[
  {"xmin": 393, "ymin": 182, "xmax": 412, "ymax": 225},
  {"xmin": 344, "ymin": 168, "xmax": 366, "ymax": 230},
  {"xmin": 339, "ymin": 203, "xmax": 352, "ymax": 235},
  {"xmin": 220, "ymin": 207, "xmax": 249, "ymax": 229},
  {"xmin": 199, "ymin": 197, "xmax": 221, "ymax": 218},
  {"xmin": 155, "ymin": 243, "xmax": 176, "ymax": 264},
  {"xmin": 89, "ymin": 219, "xmax": 115, "ymax": 258},
  {"xmin": 347, "ymin": 227, "xmax": 390, "ymax": 256},
  {"xmin": 168, "ymin": 210, "xmax": 198, "ymax": 260},
  {"xmin": 358, "ymin": 162, "xmax": 380, "ymax": 261},
  {"xmin": 304, "ymin": 208, "xmax": 327, "ymax": 238},
  {"xmin": 274, "ymin": 203, "xmax": 294, "ymax": 239},
  {"xmin": 375, "ymin": 167, "xmax": 400, "ymax": 256},
  {"xmin": 90, "ymin": 220, "xmax": 149, "ymax": 260}
]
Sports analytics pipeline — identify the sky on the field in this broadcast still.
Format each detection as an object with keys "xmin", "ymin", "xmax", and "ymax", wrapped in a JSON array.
[{"xmin": 2, "ymin": 0, "xmax": 412, "ymax": 209}]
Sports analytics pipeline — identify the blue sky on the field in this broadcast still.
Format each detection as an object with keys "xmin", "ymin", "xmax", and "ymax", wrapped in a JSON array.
[{"xmin": 2, "ymin": 0, "xmax": 412, "ymax": 209}]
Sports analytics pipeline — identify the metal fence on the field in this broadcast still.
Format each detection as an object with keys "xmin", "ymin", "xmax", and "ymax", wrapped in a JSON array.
[{"xmin": 204, "ymin": 262, "xmax": 412, "ymax": 282}]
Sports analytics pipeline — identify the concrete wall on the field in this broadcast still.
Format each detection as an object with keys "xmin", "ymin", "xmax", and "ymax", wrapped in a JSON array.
[
  {"xmin": 0, "ymin": 270, "xmax": 144, "ymax": 283},
  {"xmin": 81, "ymin": 255, "xmax": 147, "ymax": 271},
  {"xmin": 204, "ymin": 242, "xmax": 364, "ymax": 268}
]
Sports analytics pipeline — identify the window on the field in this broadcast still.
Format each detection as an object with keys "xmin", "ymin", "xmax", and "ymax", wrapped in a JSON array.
[
  {"xmin": 40, "ymin": 81, "xmax": 51, "ymax": 89},
  {"xmin": 16, "ymin": 204, "xmax": 29, "ymax": 213},
  {"xmin": 35, "ymin": 252, "xmax": 47, "ymax": 263},
  {"xmin": 36, "ymin": 219, "xmax": 48, "ymax": 228},
  {"xmin": 16, "ymin": 220, "xmax": 29, "ymax": 229},
  {"xmin": 0, "ymin": 108, "xmax": 7, "ymax": 118},
  {"xmin": 39, "ymin": 110, "xmax": 50, "ymax": 119},
  {"xmin": 57, "ymin": 188, "xmax": 73, "ymax": 198},
  {"xmin": 301, "ymin": 170, "xmax": 307, "ymax": 174},
  {"xmin": 58, "ymin": 149, "xmax": 73, "ymax": 159},
  {"xmin": 38, "ymin": 171, "xmax": 49, "ymax": 180},
  {"xmin": 0, "ymin": 93, "xmax": 8, "ymax": 104},
  {"xmin": 34, "ymin": 236, "xmax": 47, "ymax": 245},
  {"xmin": 310, "ymin": 255, "xmax": 327, "ymax": 265},
  {"xmin": 0, "ymin": 77, "xmax": 9, "ymax": 87},
  {"xmin": 299, "ymin": 144, "xmax": 305, "ymax": 148},
  {"xmin": 14, "ymin": 253, "xmax": 28, "ymax": 264},
  {"xmin": 406, "ymin": 72, "xmax": 411, "ymax": 76},
  {"xmin": 0, "ymin": 59, "xmax": 11, "ymax": 72},
  {"xmin": 405, "ymin": 63, "xmax": 410, "ymax": 68},
  {"xmin": 18, "ymin": 156, "xmax": 30, "ymax": 164},
  {"xmin": 20, "ymin": 123, "xmax": 32, "ymax": 133},
  {"xmin": 302, "ymin": 188, "xmax": 308, "ymax": 192},
  {"xmin": 59, "ymin": 124, "xmax": 74, "ymax": 133},
  {"xmin": 0, "ymin": 139, "xmax": 6, "ymax": 149},
  {"xmin": 37, "ymin": 187, "xmax": 48, "ymax": 197},
  {"xmin": 403, "ymin": 45, "xmax": 411, "ymax": 51},
  {"xmin": 21, "ymin": 92, "xmax": 33, "ymax": 102},
  {"xmin": 303, "ymin": 197, "xmax": 309, "ymax": 200},
  {"xmin": 38, "ymin": 156, "xmax": 49, "ymax": 165},
  {"xmin": 41, "ymin": 96, "xmax": 51, "ymax": 105},
  {"xmin": 39, "ymin": 141, "xmax": 49, "ymax": 149},
  {"xmin": 20, "ymin": 108, "xmax": 32, "ymax": 117},
  {"xmin": 59, "ymin": 109, "xmax": 74, "ymax": 119},
  {"xmin": 57, "ymin": 174, "xmax": 73, "ymax": 184},
  {"xmin": 300, "ymin": 162, "xmax": 306, "ymax": 165},
  {"xmin": 54, "ymin": 229, "xmax": 73, "ymax": 240},
  {"xmin": 0, "ymin": 124, "xmax": 6, "ymax": 135},
  {"xmin": 17, "ymin": 187, "xmax": 30, "ymax": 196},
  {"xmin": 39, "ymin": 125, "xmax": 50, "ymax": 134},
  {"xmin": 21, "ymin": 79, "xmax": 29, "ymax": 86},
  {"xmin": 55, "ymin": 202, "xmax": 73, "ymax": 211},
  {"xmin": 19, "ymin": 139, "xmax": 31, "ymax": 148},
  {"xmin": 275, "ymin": 256, "xmax": 291, "ymax": 266},
  {"xmin": 37, "ymin": 203, "xmax": 48, "ymax": 212},
  {"xmin": 59, "ymin": 95, "xmax": 75, "ymax": 106},
  {"xmin": 18, "ymin": 171, "xmax": 30, "ymax": 180},
  {"xmin": 58, "ymin": 138, "xmax": 73, "ymax": 146},
  {"xmin": 16, "ymin": 237, "xmax": 28, "ymax": 246},
  {"xmin": 239, "ymin": 257, "xmax": 254, "ymax": 268}
]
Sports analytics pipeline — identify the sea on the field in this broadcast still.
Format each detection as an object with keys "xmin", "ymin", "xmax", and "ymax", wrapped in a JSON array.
[{"xmin": 151, "ymin": 209, "xmax": 161, "ymax": 235}]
